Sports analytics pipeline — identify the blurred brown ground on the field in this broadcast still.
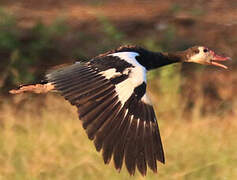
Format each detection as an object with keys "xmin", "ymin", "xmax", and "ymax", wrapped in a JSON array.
[
  {"xmin": 2, "ymin": 0, "xmax": 237, "ymax": 60},
  {"xmin": 1, "ymin": 0, "xmax": 236, "ymax": 52}
]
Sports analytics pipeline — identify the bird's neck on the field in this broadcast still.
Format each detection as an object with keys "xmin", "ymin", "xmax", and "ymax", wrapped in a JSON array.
[
  {"xmin": 147, "ymin": 51, "xmax": 187, "ymax": 70},
  {"xmin": 136, "ymin": 50, "xmax": 187, "ymax": 70}
]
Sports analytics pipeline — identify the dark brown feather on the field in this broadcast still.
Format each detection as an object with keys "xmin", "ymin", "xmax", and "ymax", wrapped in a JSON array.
[
  {"xmin": 136, "ymin": 119, "xmax": 147, "ymax": 176},
  {"xmin": 124, "ymin": 117, "xmax": 138, "ymax": 175},
  {"xmin": 86, "ymin": 96, "xmax": 119, "ymax": 140},
  {"xmin": 94, "ymin": 104, "xmax": 124, "ymax": 152},
  {"xmin": 144, "ymin": 105, "xmax": 157, "ymax": 173},
  {"xmin": 112, "ymin": 113, "xmax": 131, "ymax": 170},
  {"xmin": 81, "ymin": 90, "xmax": 115, "ymax": 129},
  {"xmin": 136, "ymin": 103, "xmax": 147, "ymax": 176}
]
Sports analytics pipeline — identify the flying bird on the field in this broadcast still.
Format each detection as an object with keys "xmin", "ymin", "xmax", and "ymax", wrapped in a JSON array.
[{"xmin": 10, "ymin": 45, "xmax": 230, "ymax": 176}]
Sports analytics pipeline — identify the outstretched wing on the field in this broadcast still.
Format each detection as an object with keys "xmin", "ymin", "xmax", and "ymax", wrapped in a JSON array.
[{"xmin": 46, "ymin": 52, "xmax": 165, "ymax": 176}]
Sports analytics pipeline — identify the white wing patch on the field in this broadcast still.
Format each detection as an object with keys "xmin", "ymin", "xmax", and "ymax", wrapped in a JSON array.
[
  {"xmin": 99, "ymin": 68, "xmax": 122, "ymax": 79},
  {"xmin": 141, "ymin": 93, "xmax": 152, "ymax": 105},
  {"xmin": 109, "ymin": 52, "xmax": 147, "ymax": 106}
]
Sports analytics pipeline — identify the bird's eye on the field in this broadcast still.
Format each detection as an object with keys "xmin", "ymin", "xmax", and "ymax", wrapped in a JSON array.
[{"xmin": 203, "ymin": 49, "xmax": 208, "ymax": 53}]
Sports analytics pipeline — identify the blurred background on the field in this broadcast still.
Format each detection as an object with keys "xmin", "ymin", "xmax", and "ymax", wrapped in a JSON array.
[{"xmin": 0, "ymin": 0, "xmax": 236, "ymax": 179}]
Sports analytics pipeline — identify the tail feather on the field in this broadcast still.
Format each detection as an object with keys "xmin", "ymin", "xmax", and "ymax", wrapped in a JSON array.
[{"xmin": 9, "ymin": 82, "xmax": 55, "ymax": 94}]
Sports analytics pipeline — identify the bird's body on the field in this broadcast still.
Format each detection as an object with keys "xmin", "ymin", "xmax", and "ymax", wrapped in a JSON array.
[
  {"xmin": 10, "ymin": 45, "xmax": 230, "ymax": 176},
  {"xmin": 45, "ymin": 46, "xmax": 165, "ymax": 175}
]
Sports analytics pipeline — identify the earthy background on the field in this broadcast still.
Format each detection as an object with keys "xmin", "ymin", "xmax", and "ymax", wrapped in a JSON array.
[{"xmin": 0, "ymin": 0, "xmax": 237, "ymax": 179}]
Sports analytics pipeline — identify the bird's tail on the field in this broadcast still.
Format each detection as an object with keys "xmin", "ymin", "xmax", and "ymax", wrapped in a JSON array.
[{"xmin": 9, "ymin": 81, "xmax": 55, "ymax": 94}]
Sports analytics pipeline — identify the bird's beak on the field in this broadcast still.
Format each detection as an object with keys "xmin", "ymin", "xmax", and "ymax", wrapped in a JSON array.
[{"xmin": 210, "ymin": 50, "xmax": 231, "ymax": 69}]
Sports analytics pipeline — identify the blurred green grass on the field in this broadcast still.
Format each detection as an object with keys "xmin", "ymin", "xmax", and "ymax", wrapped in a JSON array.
[{"xmin": 1, "ymin": 95, "xmax": 237, "ymax": 180}]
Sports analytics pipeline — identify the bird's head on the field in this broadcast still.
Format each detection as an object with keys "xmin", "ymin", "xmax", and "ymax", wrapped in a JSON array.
[{"xmin": 185, "ymin": 46, "xmax": 231, "ymax": 69}]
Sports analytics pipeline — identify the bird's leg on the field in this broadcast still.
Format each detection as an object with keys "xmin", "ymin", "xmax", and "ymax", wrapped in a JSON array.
[{"xmin": 9, "ymin": 83, "xmax": 55, "ymax": 94}]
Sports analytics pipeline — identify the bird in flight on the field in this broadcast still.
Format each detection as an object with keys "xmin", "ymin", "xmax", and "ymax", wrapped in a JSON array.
[{"xmin": 10, "ymin": 45, "xmax": 230, "ymax": 176}]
